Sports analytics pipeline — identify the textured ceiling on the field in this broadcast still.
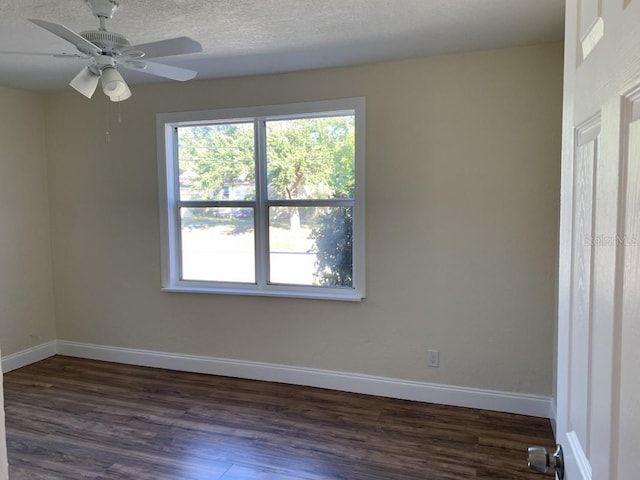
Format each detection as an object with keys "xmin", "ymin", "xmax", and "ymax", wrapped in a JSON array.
[{"xmin": 0, "ymin": 0, "xmax": 565, "ymax": 92}]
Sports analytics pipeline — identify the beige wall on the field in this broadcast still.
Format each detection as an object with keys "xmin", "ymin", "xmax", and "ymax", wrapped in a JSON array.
[
  {"xmin": 0, "ymin": 87, "xmax": 56, "ymax": 356},
  {"xmin": 45, "ymin": 43, "xmax": 562, "ymax": 395}
]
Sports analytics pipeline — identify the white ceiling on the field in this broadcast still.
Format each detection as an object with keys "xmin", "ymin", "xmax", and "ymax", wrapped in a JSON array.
[{"xmin": 0, "ymin": 0, "xmax": 565, "ymax": 93}]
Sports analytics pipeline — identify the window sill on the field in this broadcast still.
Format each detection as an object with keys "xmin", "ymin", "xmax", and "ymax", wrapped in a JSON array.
[{"xmin": 161, "ymin": 286, "xmax": 364, "ymax": 302}]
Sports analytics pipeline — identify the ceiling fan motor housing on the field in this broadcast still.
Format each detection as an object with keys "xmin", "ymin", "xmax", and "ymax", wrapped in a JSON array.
[{"xmin": 80, "ymin": 30, "xmax": 130, "ymax": 55}]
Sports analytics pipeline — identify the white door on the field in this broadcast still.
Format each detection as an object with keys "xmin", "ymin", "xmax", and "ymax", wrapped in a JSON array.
[{"xmin": 557, "ymin": 1, "xmax": 640, "ymax": 479}]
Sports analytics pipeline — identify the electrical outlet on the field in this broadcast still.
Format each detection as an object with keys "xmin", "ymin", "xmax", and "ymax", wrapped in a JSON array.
[{"xmin": 427, "ymin": 350, "xmax": 439, "ymax": 367}]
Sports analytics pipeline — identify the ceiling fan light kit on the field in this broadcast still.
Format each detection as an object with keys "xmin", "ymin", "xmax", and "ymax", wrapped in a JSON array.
[
  {"xmin": 26, "ymin": 0, "xmax": 202, "ymax": 102},
  {"xmin": 69, "ymin": 66, "xmax": 100, "ymax": 98},
  {"xmin": 101, "ymin": 66, "xmax": 131, "ymax": 101},
  {"xmin": 101, "ymin": 66, "xmax": 125, "ymax": 95}
]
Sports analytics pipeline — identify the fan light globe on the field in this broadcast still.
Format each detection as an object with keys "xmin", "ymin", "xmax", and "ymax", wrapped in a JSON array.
[
  {"xmin": 69, "ymin": 66, "xmax": 100, "ymax": 98},
  {"xmin": 109, "ymin": 81, "xmax": 132, "ymax": 102},
  {"xmin": 101, "ymin": 66, "xmax": 128, "ymax": 97}
]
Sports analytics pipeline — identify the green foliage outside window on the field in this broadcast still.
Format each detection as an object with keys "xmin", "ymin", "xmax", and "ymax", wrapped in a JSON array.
[{"xmin": 309, "ymin": 207, "xmax": 353, "ymax": 287}]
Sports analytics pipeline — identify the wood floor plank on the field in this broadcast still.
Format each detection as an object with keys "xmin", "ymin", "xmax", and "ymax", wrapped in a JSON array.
[{"xmin": 3, "ymin": 356, "xmax": 556, "ymax": 479}]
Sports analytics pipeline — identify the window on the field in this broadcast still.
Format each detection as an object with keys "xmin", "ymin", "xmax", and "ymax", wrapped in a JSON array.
[{"xmin": 157, "ymin": 98, "xmax": 365, "ymax": 300}]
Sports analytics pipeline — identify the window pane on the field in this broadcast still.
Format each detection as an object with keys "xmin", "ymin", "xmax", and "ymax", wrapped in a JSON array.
[
  {"xmin": 181, "ymin": 207, "xmax": 255, "ymax": 283},
  {"xmin": 266, "ymin": 116, "xmax": 355, "ymax": 200},
  {"xmin": 269, "ymin": 206, "xmax": 353, "ymax": 287},
  {"xmin": 177, "ymin": 123, "xmax": 255, "ymax": 201}
]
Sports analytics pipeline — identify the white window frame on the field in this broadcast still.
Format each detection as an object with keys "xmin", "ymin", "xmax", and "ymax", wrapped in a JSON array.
[{"xmin": 156, "ymin": 98, "xmax": 366, "ymax": 301}]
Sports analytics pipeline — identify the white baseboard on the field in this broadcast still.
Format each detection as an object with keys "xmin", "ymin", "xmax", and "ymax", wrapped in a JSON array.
[
  {"xmin": 2, "ymin": 340, "xmax": 552, "ymax": 418},
  {"xmin": 1, "ymin": 341, "xmax": 57, "ymax": 373},
  {"xmin": 55, "ymin": 340, "xmax": 552, "ymax": 418}
]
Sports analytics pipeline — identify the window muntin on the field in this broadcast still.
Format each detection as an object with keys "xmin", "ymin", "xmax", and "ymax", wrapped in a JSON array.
[{"xmin": 157, "ymin": 98, "xmax": 365, "ymax": 301}]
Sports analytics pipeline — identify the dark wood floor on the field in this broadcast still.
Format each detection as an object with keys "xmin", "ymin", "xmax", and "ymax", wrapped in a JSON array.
[{"xmin": 3, "ymin": 356, "xmax": 555, "ymax": 480}]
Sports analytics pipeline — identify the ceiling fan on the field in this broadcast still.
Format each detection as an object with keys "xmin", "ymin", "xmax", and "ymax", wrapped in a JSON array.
[{"xmin": 27, "ymin": 0, "xmax": 202, "ymax": 102}]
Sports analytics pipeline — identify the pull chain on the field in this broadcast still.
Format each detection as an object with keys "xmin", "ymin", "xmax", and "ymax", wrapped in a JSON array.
[{"xmin": 105, "ymin": 95, "xmax": 111, "ymax": 143}]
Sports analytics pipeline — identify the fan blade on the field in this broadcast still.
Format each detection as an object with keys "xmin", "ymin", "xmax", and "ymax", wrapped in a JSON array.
[
  {"xmin": 122, "ymin": 60, "xmax": 197, "ymax": 81},
  {"xmin": 69, "ymin": 67, "xmax": 100, "ymax": 99},
  {"xmin": 124, "ymin": 37, "xmax": 202, "ymax": 59},
  {"xmin": 0, "ymin": 51, "xmax": 87, "ymax": 59},
  {"xmin": 54, "ymin": 53, "xmax": 90, "ymax": 59},
  {"xmin": 29, "ymin": 19, "xmax": 102, "ymax": 56}
]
